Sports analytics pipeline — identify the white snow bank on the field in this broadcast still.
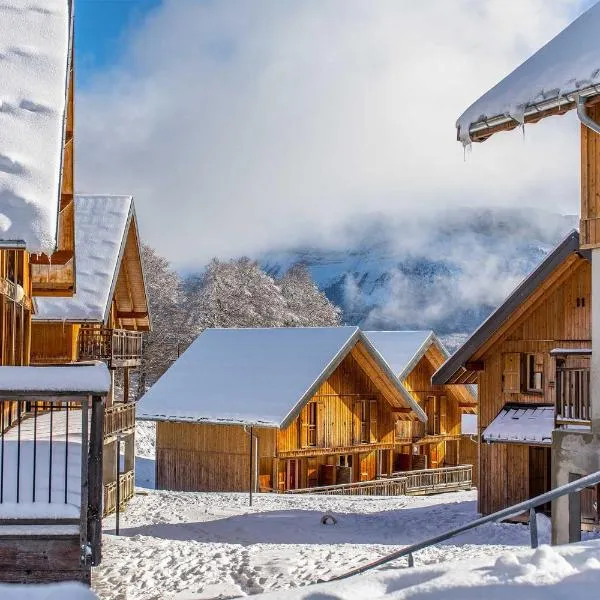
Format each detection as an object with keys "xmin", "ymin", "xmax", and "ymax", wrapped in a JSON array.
[
  {"xmin": 254, "ymin": 541, "xmax": 600, "ymax": 599},
  {"xmin": 457, "ymin": 2, "xmax": 600, "ymax": 143},
  {"xmin": 0, "ymin": 0, "xmax": 71, "ymax": 253},
  {"xmin": 0, "ymin": 363, "xmax": 110, "ymax": 393},
  {"xmin": 35, "ymin": 196, "xmax": 133, "ymax": 322},
  {"xmin": 0, "ymin": 582, "xmax": 97, "ymax": 599}
]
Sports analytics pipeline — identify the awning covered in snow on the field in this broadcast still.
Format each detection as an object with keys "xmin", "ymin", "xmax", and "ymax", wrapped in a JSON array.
[
  {"xmin": 0, "ymin": 363, "xmax": 111, "ymax": 397},
  {"xmin": 482, "ymin": 404, "xmax": 554, "ymax": 446}
]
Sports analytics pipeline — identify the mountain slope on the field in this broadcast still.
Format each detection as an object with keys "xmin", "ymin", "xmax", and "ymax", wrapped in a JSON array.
[{"xmin": 262, "ymin": 207, "xmax": 576, "ymax": 349}]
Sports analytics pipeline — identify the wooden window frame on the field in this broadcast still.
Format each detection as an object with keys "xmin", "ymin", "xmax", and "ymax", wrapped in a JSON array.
[{"xmin": 526, "ymin": 353, "xmax": 544, "ymax": 394}]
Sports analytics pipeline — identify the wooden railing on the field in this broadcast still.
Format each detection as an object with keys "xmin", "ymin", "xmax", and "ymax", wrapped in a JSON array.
[
  {"xmin": 553, "ymin": 350, "xmax": 591, "ymax": 426},
  {"xmin": 0, "ymin": 277, "xmax": 31, "ymax": 310},
  {"xmin": 287, "ymin": 465, "xmax": 472, "ymax": 497},
  {"xmin": 103, "ymin": 469, "xmax": 135, "ymax": 516},
  {"xmin": 395, "ymin": 420, "xmax": 425, "ymax": 442},
  {"xmin": 78, "ymin": 326, "xmax": 142, "ymax": 366},
  {"xmin": 104, "ymin": 403, "xmax": 136, "ymax": 441}
]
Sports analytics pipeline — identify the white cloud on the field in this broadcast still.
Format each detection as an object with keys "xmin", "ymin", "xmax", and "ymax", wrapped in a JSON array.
[{"xmin": 77, "ymin": 0, "xmax": 586, "ymax": 269}]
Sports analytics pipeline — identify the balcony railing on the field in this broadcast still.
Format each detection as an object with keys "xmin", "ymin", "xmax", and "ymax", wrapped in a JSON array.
[
  {"xmin": 104, "ymin": 403, "xmax": 136, "ymax": 442},
  {"xmin": 395, "ymin": 420, "xmax": 425, "ymax": 442},
  {"xmin": 78, "ymin": 326, "xmax": 142, "ymax": 367},
  {"xmin": 552, "ymin": 349, "xmax": 591, "ymax": 426},
  {"xmin": 0, "ymin": 277, "xmax": 30, "ymax": 310}
]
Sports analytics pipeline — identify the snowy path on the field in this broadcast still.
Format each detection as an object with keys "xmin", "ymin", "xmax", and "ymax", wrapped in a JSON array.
[{"xmin": 93, "ymin": 487, "xmax": 558, "ymax": 600}]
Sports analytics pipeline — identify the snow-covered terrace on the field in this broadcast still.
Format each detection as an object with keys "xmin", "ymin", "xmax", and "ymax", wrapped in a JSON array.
[
  {"xmin": 0, "ymin": 364, "xmax": 110, "ymax": 521},
  {"xmin": 457, "ymin": 2, "xmax": 600, "ymax": 144},
  {"xmin": 0, "ymin": 0, "xmax": 72, "ymax": 253}
]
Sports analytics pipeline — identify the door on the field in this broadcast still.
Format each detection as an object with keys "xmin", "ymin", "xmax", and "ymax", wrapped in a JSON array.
[
  {"xmin": 529, "ymin": 447, "xmax": 551, "ymax": 513},
  {"xmin": 286, "ymin": 459, "xmax": 300, "ymax": 490}
]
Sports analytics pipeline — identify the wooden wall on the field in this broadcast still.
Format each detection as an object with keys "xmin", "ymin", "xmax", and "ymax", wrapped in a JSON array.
[
  {"xmin": 278, "ymin": 352, "xmax": 398, "ymax": 453},
  {"xmin": 156, "ymin": 422, "xmax": 276, "ymax": 492},
  {"xmin": 30, "ymin": 323, "xmax": 79, "ymax": 364},
  {"xmin": 477, "ymin": 257, "xmax": 591, "ymax": 514},
  {"xmin": 403, "ymin": 346, "xmax": 475, "ymax": 470}
]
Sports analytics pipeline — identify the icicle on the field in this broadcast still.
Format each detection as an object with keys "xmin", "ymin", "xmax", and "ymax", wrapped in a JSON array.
[{"xmin": 463, "ymin": 140, "xmax": 472, "ymax": 163}]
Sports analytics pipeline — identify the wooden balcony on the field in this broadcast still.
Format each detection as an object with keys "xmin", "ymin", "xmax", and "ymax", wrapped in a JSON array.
[
  {"xmin": 553, "ymin": 349, "xmax": 591, "ymax": 427},
  {"xmin": 104, "ymin": 402, "xmax": 136, "ymax": 443},
  {"xmin": 0, "ymin": 277, "xmax": 31, "ymax": 310},
  {"xmin": 103, "ymin": 469, "xmax": 135, "ymax": 516},
  {"xmin": 78, "ymin": 325, "xmax": 142, "ymax": 367},
  {"xmin": 395, "ymin": 420, "xmax": 424, "ymax": 442}
]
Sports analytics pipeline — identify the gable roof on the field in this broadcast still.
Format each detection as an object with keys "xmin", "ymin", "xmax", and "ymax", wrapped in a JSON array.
[
  {"xmin": 363, "ymin": 330, "xmax": 444, "ymax": 380},
  {"xmin": 457, "ymin": 2, "xmax": 600, "ymax": 144},
  {"xmin": 34, "ymin": 195, "xmax": 148, "ymax": 326},
  {"xmin": 138, "ymin": 327, "xmax": 426, "ymax": 428},
  {"xmin": 433, "ymin": 230, "xmax": 582, "ymax": 385},
  {"xmin": 0, "ymin": 0, "xmax": 72, "ymax": 253}
]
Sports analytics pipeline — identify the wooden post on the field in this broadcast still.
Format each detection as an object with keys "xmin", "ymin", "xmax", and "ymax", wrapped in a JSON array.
[
  {"xmin": 123, "ymin": 367, "xmax": 130, "ymax": 403},
  {"xmin": 249, "ymin": 426, "xmax": 254, "ymax": 507},
  {"xmin": 87, "ymin": 395, "xmax": 104, "ymax": 566},
  {"xmin": 115, "ymin": 436, "xmax": 121, "ymax": 536},
  {"xmin": 79, "ymin": 397, "xmax": 89, "ymax": 566}
]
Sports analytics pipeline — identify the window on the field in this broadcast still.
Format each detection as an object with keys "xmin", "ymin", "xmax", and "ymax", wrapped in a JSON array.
[{"xmin": 526, "ymin": 353, "xmax": 544, "ymax": 393}]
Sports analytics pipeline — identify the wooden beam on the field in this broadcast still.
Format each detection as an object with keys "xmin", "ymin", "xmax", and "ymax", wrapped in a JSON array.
[
  {"xmin": 30, "ymin": 250, "xmax": 74, "ymax": 266},
  {"xmin": 465, "ymin": 361, "xmax": 484, "ymax": 372},
  {"xmin": 115, "ymin": 311, "xmax": 149, "ymax": 320}
]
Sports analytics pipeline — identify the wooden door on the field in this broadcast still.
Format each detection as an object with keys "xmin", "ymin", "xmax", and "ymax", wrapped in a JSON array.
[
  {"xmin": 429, "ymin": 444, "xmax": 439, "ymax": 469},
  {"xmin": 529, "ymin": 446, "xmax": 551, "ymax": 512},
  {"xmin": 286, "ymin": 459, "xmax": 299, "ymax": 490}
]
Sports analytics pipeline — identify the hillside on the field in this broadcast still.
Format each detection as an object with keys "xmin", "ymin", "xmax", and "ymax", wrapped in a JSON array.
[{"xmin": 262, "ymin": 207, "xmax": 577, "ymax": 350}]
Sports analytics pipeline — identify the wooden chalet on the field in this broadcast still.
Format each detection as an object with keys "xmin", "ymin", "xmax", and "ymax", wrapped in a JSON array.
[
  {"xmin": 31, "ymin": 195, "xmax": 150, "ymax": 516},
  {"xmin": 448, "ymin": 1, "xmax": 600, "ymax": 542},
  {"xmin": 139, "ymin": 327, "xmax": 432, "ymax": 493},
  {"xmin": 433, "ymin": 231, "xmax": 590, "ymax": 517},
  {"xmin": 0, "ymin": 0, "xmax": 117, "ymax": 584},
  {"xmin": 364, "ymin": 331, "xmax": 478, "ymax": 483}
]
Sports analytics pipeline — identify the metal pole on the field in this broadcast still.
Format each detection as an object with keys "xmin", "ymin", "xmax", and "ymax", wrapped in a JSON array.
[
  {"xmin": 116, "ymin": 436, "xmax": 121, "ymax": 535},
  {"xmin": 529, "ymin": 507, "xmax": 538, "ymax": 549},
  {"xmin": 249, "ymin": 426, "xmax": 253, "ymax": 507}
]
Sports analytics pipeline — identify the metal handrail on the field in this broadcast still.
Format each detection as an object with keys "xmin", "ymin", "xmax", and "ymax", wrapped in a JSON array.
[{"xmin": 326, "ymin": 469, "xmax": 600, "ymax": 582}]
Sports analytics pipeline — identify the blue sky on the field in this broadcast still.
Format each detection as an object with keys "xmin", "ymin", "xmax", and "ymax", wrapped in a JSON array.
[{"xmin": 76, "ymin": 0, "xmax": 160, "ymax": 86}]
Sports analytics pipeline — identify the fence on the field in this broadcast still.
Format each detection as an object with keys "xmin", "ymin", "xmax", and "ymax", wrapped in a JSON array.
[
  {"xmin": 103, "ymin": 469, "xmax": 135, "ymax": 516},
  {"xmin": 287, "ymin": 465, "xmax": 472, "ymax": 497},
  {"xmin": 553, "ymin": 349, "xmax": 591, "ymax": 425}
]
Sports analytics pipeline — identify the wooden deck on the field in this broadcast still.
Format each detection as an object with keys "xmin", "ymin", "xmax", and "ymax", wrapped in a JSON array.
[{"xmin": 286, "ymin": 465, "xmax": 472, "ymax": 497}]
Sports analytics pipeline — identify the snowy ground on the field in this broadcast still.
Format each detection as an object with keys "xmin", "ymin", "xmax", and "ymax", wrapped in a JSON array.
[{"xmin": 93, "ymin": 485, "xmax": 563, "ymax": 600}]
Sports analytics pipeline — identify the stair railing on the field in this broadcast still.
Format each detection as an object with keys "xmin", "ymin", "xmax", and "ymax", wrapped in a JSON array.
[{"xmin": 325, "ymin": 469, "xmax": 600, "ymax": 582}]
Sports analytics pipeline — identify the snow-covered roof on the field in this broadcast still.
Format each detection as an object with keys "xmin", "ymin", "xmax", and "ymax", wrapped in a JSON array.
[
  {"xmin": 482, "ymin": 404, "xmax": 553, "ymax": 445},
  {"xmin": 457, "ymin": 2, "xmax": 600, "ymax": 144},
  {"xmin": 138, "ymin": 327, "xmax": 426, "ymax": 428},
  {"xmin": 0, "ymin": 363, "xmax": 111, "ymax": 395},
  {"xmin": 34, "ymin": 195, "xmax": 134, "ymax": 323},
  {"xmin": 363, "ymin": 330, "xmax": 445, "ymax": 380},
  {"xmin": 0, "ymin": 0, "xmax": 72, "ymax": 253}
]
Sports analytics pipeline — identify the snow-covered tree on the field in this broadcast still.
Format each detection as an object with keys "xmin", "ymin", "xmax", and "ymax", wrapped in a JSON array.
[
  {"xmin": 279, "ymin": 263, "xmax": 342, "ymax": 326},
  {"xmin": 184, "ymin": 257, "xmax": 293, "ymax": 331},
  {"xmin": 137, "ymin": 244, "xmax": 188, "ymax": 397}
]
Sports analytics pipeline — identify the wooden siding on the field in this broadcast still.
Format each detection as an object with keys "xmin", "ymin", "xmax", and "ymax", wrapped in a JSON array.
[
  {"xmin": 581, "ymin": 103, "xmax": 600, "ymax": 248},
  {"xmin": 477, "ymin": 257, "xmax": 591, "ymax": 515},
  {"xmin": 403, "ymin": 345, "xmax": 475, "ymax": 470},
  {"xmin": 156, "ymin": 422, "xmax": 276, "ymax": 492},
  {"xmin": 30, "ymin": 323, "xmax": 79, "ymax": 364}
]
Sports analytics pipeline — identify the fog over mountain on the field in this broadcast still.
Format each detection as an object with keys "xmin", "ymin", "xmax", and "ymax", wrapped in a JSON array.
[{"xmin": 261, "ymin": 207, "xmax": 577, "ymax": 350}]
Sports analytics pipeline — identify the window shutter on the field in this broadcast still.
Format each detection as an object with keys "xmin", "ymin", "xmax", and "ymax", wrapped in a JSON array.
[
  {"xmin": 439, "ymin": 396, "xmax": 448, "ymax": 434},
  {"xmin": 352, "ymin": 400, "xmax": 362, "ymax": 445},
  {"xmin": 502, "ymin": 353, "xmax": 521, "ymax": 393},
  {"xmin": 299, "ymin": 407, "xmax": 309, "ymax": 448},
  {"xmin": 317, "ymin": 401, "xmax": 326, "ymax": 447},
  {"xmin": 369, "ymin": 399, "xmax": 378, "ymax": 443}
]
